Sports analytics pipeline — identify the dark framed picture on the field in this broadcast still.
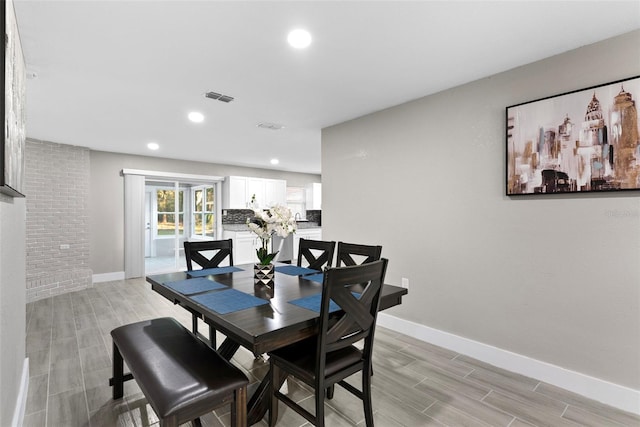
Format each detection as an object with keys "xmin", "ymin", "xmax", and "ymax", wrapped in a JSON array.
[
  {"xmin": 1, "ymin": 0, "xmax": 26, "ymax": 198},
  {"xmin": 506, "ymin": 75, "xmax": 640, "ymax": 196}
]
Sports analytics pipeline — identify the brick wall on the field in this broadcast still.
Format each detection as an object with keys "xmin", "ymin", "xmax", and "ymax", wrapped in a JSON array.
[{"xmin": 24, "ymin": 139, "xmax": 92, "ymax": 302}]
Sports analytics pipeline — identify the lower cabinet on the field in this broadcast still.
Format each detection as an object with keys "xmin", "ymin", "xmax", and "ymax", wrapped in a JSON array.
[
  {"xmin": 223, "ymin": 231, "xmax": 259, "ymax": 265},
  {"xmin": 292, "ymin": 228, "xmax": 322, "ymax": 261}
]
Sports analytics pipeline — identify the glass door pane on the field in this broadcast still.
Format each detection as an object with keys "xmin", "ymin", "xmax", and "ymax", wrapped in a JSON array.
[{"xmin": 144, "ymin": 181, "xmax": 187, "ymax": 274}]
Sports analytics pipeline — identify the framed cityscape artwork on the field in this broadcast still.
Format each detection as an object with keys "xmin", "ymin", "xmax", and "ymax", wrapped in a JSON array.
[
  {"xmin": 1, "ymin": 0, "xmax": 26, "ymax": 197},
  {"xmin": 506, "ymin": 75, "xmax": 640, "ymax": 196}
]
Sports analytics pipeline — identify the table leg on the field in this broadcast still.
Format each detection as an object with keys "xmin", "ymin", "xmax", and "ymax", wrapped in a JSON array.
[
  {"xmin": 217, "ymin": 337, "xmax": 241, "ymax": 361},
  {"xmin": 247, "ymin": 365, "xmax": 288, "ymax": 426}
]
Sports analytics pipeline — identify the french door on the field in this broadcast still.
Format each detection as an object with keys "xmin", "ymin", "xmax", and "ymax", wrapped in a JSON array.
[{"xmin": 123, "ymin": 169, "xmax": 223, "ymax": 278}]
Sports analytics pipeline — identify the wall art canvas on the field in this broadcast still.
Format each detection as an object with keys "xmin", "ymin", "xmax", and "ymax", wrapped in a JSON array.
[
  {"xmin": 1, "ymin": 0, "xmax": 26, "ymax": 197},
  {"xmin": 506, "ymin": 76, "xmax": 640, "ymax": 196}
]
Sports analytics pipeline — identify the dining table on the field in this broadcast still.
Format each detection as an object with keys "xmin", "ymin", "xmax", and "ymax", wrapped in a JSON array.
[{"xmin": 146, "ymin": 262, "xmax": 408, "ymax": 425}]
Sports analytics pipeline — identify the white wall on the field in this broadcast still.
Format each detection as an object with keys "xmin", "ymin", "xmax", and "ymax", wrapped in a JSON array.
[
  {"xmin": 90, "ymin": 150, "xmax": 320, "ymax": 275},
  {"xmin": 0, "ymin": 194, "xmax": 27, "ymax": 425},
  {"xmin": 322, "ymin": 29, "xmax": 640, "ymax": 405}
]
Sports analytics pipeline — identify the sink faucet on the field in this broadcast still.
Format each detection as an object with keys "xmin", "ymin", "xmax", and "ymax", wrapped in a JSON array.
[{"xmin": 295, "ymin": 212, "xmax": 301, "ymax": 221}]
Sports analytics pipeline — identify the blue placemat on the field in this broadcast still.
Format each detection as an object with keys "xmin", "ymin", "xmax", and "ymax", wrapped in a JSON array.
[
  {"xmin": 187, "ymin": 266, "xmax": 243, "ymax": 277},
  {"xmin": 163, "ymin": 277, "xmax": 228, "ymax": 295},
  {"xmin": 191, "ymin": 289, "xmax": 269, "ymax": 314},
  {"xmin": 288, "ymin": 292, "xmax": 361, "ymax": 313},
  {"xmin": 275, "ymin": 265, "xmax": 320, "ymax": 276},
  {"xmin": 305, "ymin": 273, "xmax": 325, "ymax": 283}
]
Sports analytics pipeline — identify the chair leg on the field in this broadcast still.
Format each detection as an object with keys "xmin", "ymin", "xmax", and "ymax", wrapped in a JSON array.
[
  {"xmin": 316, "ymin": 381, "xmax": 325, "ymax": 427},
  {"xmin": 191, "ymin": 314, "xmax": 199, "ymax": 335},
  {"xmin": 326, "ymin": 385, "xmax": 335, "ymax": 400},
  {"xmin": 192, "ymin": 418, "xmax": 203, "ymax": 427},
  {"xmin": 208, "ymin": 324, "xmax": 217, "ymax": 348},
  {"xmin": 268, "ymin": 364, "xmax": 279, "ymax": 427},
  {"xmin": 362, "ymin": 369, "xmax": 374, "ymax": 427},
  {"xmin": 112, "ymin": 342, "xmax": 124, "ymax": 399}
]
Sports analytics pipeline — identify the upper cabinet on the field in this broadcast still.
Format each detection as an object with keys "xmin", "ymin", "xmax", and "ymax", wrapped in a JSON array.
[
  {"xmin": 265, "ymin": 179, "xmax": 287, "ymax": 207},
  {"xmin": 222, "ymin": 176, "xmax": 287, "ymax": 209},
  {"xmin": 306, "ymin": 183, "xmax": 322, "ymax": 210}
]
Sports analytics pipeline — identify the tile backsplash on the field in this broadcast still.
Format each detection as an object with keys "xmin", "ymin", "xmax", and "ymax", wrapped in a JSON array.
[
  {"xmin": 306, "ymin": 210, "xmax": 321, "ymax": 225},
  {"xmin": 222, "ymin": 209, "xmax": 254, "ymax": 224},
  {"xmin": 222, "ymin": 209, "xmax": 321, "ymax": 225}
]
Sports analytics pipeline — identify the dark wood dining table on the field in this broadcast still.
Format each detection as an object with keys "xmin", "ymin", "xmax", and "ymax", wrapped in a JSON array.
[{"xmin": 146, "ymin": 263, "xmax": 407, "ymax": 425}]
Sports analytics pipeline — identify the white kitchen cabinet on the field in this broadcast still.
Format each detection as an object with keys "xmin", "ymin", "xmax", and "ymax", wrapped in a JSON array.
[
  {"xmin": 265, "ymin": 179, "xmax": 287, "ymax": 207},
  {"xmin": 222, "ymin": 176, "xmax": 249, "ymax": 209},
  {"xmin": 246, "ymin": 178, "xmax": 265, "ymax": 207},
  {"xmin": 305, "ymin": 183, "xmax": 322, "ymax": 210},
  {"xmin": 292, "ymin": 228, "xmax": 322, "ymax": 260},
  {"xmin": 223, "ymin": 230, "xmax": 260, "ymax": 265},
  {"xmin": 222, "ymin": 176, "xmax": 287, "ymax": 209}
]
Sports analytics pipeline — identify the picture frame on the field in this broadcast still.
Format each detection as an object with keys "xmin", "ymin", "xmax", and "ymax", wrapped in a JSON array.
[
  {"xmin": 506, "ymin": 75, "xmax": 640, "ymax": 196},
  {"xmin": 1, "ymin": 0, "xmax": 26, "ymax": 198}
]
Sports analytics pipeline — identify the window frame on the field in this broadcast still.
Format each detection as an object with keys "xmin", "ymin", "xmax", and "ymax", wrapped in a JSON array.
[
  {"xmin": 190, "ymin": 184, "xmax": 216, "ymax": 240},
  {"xmin": 154, "ymin": 187, "xmax": 185, "ymax": 239}
]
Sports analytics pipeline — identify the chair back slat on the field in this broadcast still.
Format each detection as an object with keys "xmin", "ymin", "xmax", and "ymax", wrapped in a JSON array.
[
  {"xmin": 297, "ymin": 239, "xmax": 336, "ymax": 271},
  {"xmin": 184, "ymin": 239, "xmax": 234, "ymax": 270},
  {"xmin": 336, "ymin": 242, "xmax": 382, "ymax": 267}
]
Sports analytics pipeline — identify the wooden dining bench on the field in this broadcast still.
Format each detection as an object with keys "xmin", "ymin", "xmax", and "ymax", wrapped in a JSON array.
[{"xmin": 110, "ymin": 317, "xmax": 249, "ymax": 427}]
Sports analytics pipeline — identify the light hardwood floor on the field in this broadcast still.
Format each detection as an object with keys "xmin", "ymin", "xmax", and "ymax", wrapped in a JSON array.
[{"xmin": 23, "ymin": 278, "xmax": 640, "ymax": 427}]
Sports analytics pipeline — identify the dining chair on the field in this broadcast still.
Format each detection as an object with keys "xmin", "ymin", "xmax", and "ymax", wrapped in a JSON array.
[
  {"xmin": 184, "ymin": 239, "xmax": 234, "ymax": 270},
  {"xmin": 183, "ymin": 239, "xmax": 234, "ymax": 346},
  {"xmin": 297, "ymin": 239, "xmax": 336, "ymax": 271},
  {"xmin": 268, "ymin": 258, "xmax": 388, "ymax": 427},
  {"xmin": 326, "ymin": 241, "xmax": 383, "ymax": 399},
  {"xmin": 336, "ymin": 241, "xmax": 382, "ymax": 267}
]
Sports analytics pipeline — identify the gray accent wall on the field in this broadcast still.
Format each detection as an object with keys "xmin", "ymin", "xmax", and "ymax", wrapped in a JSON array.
[
  {"xmin": 90, "ymin": 150, "xmax": 320, "ymax": 275},
  {"xmin": 322, "ymin": 30, "xmax": 640, "ymax": 391},
  {"xmin": 0, "ymin": 194, "xmax": 26, "ymax": 425}
]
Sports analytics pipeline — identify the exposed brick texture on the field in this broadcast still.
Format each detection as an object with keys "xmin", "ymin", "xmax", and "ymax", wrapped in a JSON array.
[{"xmin": 24, "ymin": 139, "xmax": 92, "ymax": 302}]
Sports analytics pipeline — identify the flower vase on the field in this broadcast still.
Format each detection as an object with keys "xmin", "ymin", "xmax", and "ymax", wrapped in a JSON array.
[{"xmin": 254, "ymin": 263, "xmax": 275, "ymax": 287}]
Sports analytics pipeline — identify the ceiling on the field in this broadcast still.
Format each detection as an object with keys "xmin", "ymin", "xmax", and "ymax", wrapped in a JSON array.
[{"xmin": 13, "ymin": 1, "xmax": 640, "ymax": 175}]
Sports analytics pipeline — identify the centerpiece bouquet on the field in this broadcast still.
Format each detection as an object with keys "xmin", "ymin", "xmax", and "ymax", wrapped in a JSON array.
[{"xmin": 247, "ymin": 204, "xmax": 297, "ymax": 266}]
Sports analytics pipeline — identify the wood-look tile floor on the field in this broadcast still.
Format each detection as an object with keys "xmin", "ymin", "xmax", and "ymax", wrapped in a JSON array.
[{"xmin": 23, "ymin": 278, "xmax": 640, "ymax": 427}]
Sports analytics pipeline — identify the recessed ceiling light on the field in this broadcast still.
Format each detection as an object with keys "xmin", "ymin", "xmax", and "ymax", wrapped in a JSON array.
[
  {"xmin": 188, "ymin": 111, "xmax": 204, "ymax": 123},
  {"xmin": 270, "ymin": 158, "xmax": 280, "ymax": 165},
  {"xmin": 287, "ymin": 29, "xmax": 312, "ymax": 49},
  {"xmin": 147, "ymin": 142, "xmax": 159, "ymax": 150}
]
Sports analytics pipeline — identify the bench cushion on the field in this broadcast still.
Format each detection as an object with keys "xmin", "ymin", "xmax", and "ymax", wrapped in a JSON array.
[{"xmin": 111, "ymin": 317, "xmax": 248, "ymax": 419}]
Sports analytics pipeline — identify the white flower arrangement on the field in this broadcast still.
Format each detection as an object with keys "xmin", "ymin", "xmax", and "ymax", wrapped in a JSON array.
[{"xmin": 247, "ymin": 204, "xmax": 297, "ymax": 265}]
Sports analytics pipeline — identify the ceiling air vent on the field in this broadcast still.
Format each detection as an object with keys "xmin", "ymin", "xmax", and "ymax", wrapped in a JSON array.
[
  {"xmin": 257, "ymin": 122, "xmax": 285, "ymax": 130},
  {"xmin": 205, "ymin": 91, "xmax": 235, "ymax": 103}
]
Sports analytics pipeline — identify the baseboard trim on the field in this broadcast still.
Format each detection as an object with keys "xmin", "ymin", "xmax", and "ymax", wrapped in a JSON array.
[
  {"xmin": 92, "ymin": 271, "xmax": 125, "ymax": 283},
  {"xmin": 377, "ymin": 313, "xmax": 640, "ymax": 416},
  {"xmin": 11, "ymin": 358, "xmax": 29, "ymax": 427}
]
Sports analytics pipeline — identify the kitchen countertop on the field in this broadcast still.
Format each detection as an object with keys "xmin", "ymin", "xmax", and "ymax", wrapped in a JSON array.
[{"xmin": 223, "ymin": 222, "xmax": 320, "ymax": 232}]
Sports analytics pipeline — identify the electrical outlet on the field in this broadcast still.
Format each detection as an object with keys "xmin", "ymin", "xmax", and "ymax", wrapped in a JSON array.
[{"xmin": 401, "ymin": 277, "xmax": 409, "ymax": 289}]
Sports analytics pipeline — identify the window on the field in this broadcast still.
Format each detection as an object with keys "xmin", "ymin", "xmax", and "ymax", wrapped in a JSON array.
[
  {"xmin": 192, "ymin": 185, "xmax": 215, "ymax": 238},
  {"xmin": 156, "ymin": 189, "xmax": 184, "ymax": 237},
  {"xmin": 286, "ymin": 187, "xmax": 305, "ymax": 220}
]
